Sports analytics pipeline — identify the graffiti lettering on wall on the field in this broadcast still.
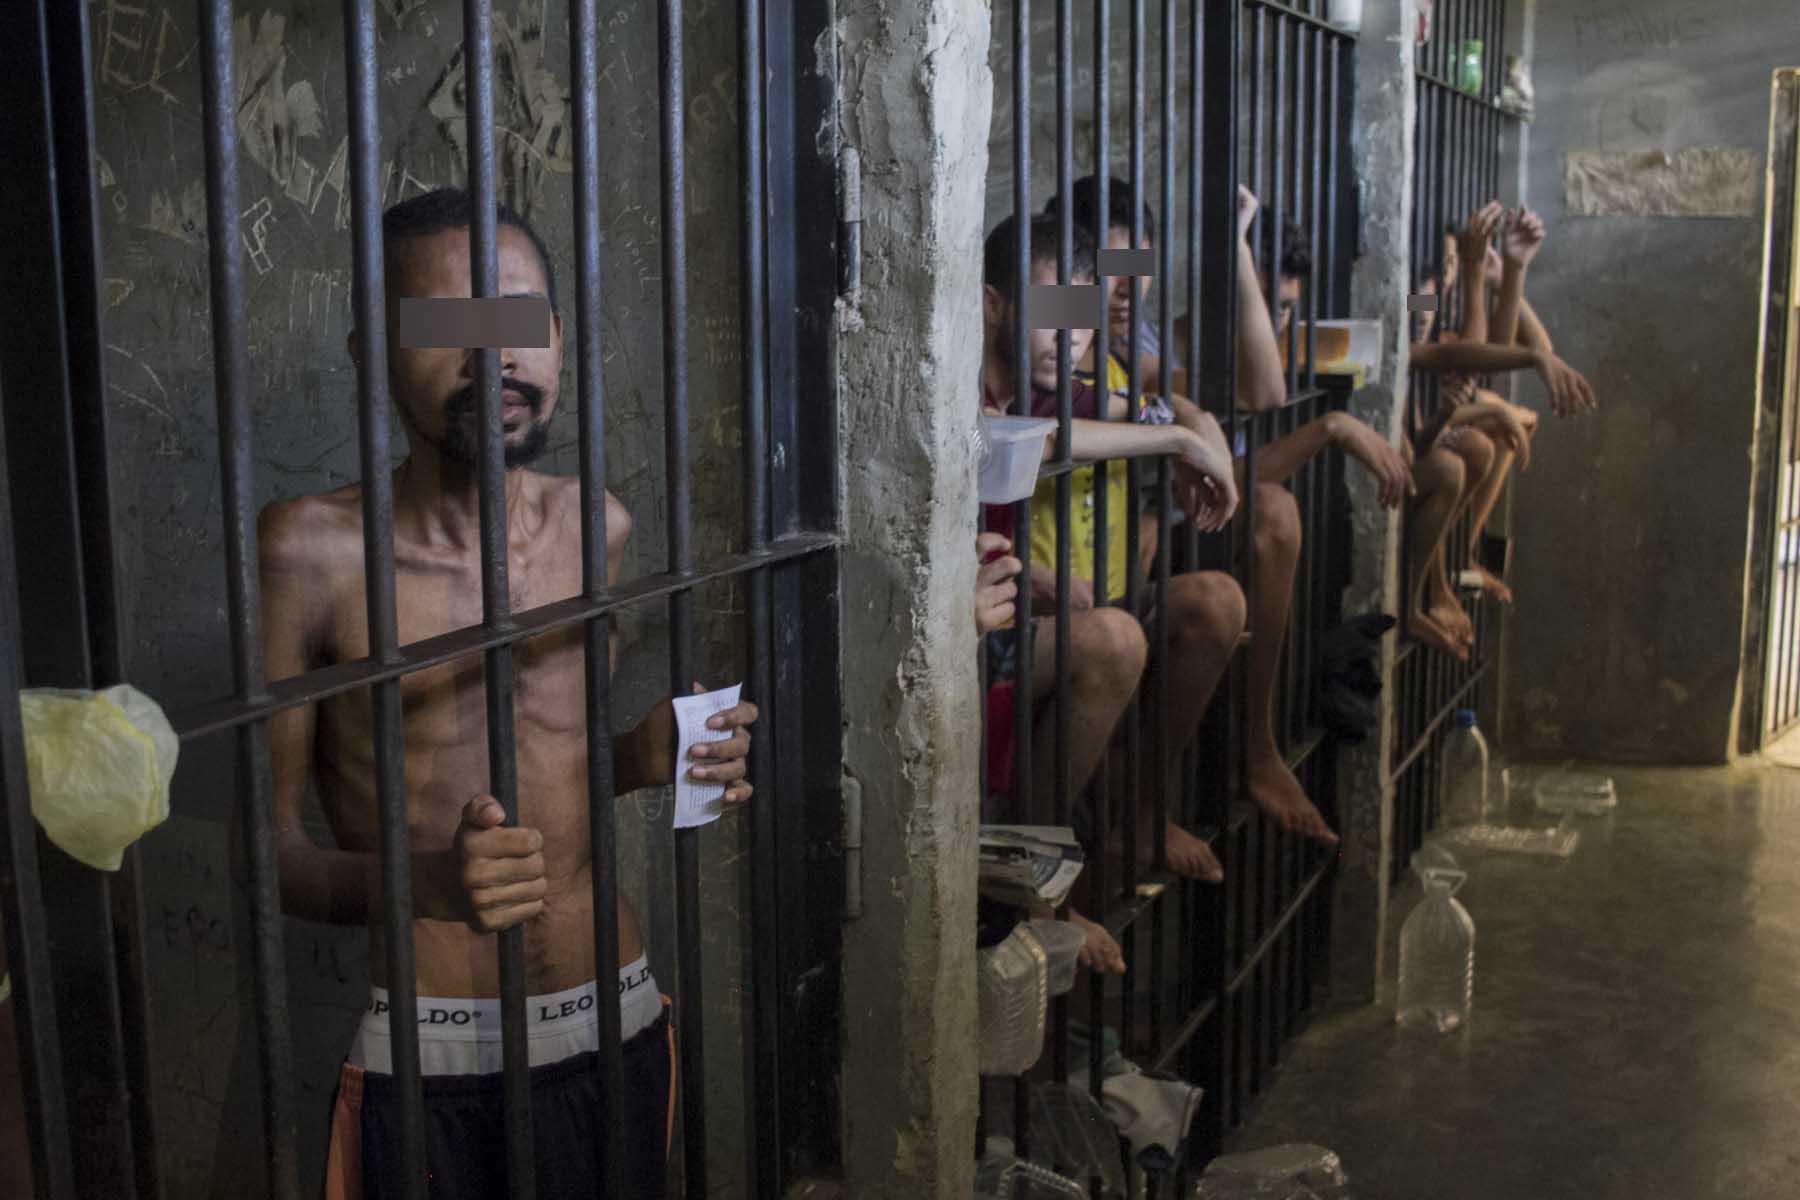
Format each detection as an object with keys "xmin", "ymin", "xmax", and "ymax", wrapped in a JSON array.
[
  {"xmin": 99, "ymin": 0, "xmax": 193, "ymax": 106},
  {"xmin": 242, "ymin": 196, "xmax": 278, "ymax": 275}
]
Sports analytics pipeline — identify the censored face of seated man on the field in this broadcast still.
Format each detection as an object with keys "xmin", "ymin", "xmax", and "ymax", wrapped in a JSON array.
[{"xmin": 260, "ymin": 187, "xmax": 757, "ymax": 1199}]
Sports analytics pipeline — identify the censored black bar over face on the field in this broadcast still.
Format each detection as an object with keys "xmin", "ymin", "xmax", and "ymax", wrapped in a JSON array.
[{"xmin": 396, "ymin": 297, "xmax": 553, "ymax": 349}]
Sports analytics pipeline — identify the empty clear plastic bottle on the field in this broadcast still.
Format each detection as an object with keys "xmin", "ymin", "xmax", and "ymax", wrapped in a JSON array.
[
  {"xmin": 1438, "ymin": 709, "xmax": 1489, "ymax": 829},
  {"xmin": 1396, "ymin": 861, "xmax": 1474, "ymax": 1032}
]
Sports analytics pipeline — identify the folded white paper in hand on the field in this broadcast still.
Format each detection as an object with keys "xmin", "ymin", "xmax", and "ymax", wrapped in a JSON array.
[{"xmin": 671, "ymin": 683, "xmax": 744, "ymax": 829}]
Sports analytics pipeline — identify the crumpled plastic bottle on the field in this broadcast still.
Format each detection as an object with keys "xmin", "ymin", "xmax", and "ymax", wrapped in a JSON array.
[{"xmin": 19, "ymin": 684, "xmax": 178, "ymax": 871}]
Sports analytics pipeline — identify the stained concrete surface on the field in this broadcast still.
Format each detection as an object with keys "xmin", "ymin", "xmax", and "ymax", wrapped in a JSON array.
[{"xmin": 1230, "ymin": 763, "xmax": 1800, "ymax": 1200}]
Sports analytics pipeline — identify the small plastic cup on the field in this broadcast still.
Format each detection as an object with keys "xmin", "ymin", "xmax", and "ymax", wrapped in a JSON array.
[
  {"xmin": 977, "ymin": 416, "xmax": 1057, "ymax": 505},
  {"xmin": 1026, "ymin": 919, "xmax": 1086, "ymax": 996}
]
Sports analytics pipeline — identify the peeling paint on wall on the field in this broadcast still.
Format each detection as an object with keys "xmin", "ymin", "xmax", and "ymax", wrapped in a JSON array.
[{"xmin": 1564, "ymin": 147, "xmax": 1761, "ymax": 218}]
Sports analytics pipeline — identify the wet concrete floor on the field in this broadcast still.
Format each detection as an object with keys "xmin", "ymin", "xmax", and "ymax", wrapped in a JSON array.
[{"xmin": 1230, "ymin": 763, "xmax": 1800, "ymax": 1200}]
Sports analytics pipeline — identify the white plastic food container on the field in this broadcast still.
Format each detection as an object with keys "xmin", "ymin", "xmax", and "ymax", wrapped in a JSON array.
[
  {"xmin": 977, "ymin": 415, "xmax": 1057, "ymax": 505},
  {"xmin": 1310, "ymin": 318, "xmax": 1383, "ymax": 376}
]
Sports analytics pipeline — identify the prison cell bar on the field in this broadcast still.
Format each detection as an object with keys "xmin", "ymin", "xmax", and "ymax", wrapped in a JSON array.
[
  {"xmin": 341, "ymin": 2, "xmax": 429, "ymax": 1193},
  {"xmin": 1087, "ymin": 0, "xmax": 1114, "ymax": 1158},
  {"xmin": 196, "ymin": 0, "xmax": 303, "ymax": 1192},
  {"xmin": 565, "ymin": 0, "xmax": 630, "ymax": 1191},
  {"xmin": 1049, "ymin": 0, "xmax": 1078, "ymax": 1098},
  {"xmin": 739, "ymin": 0, "xmax": 785, "ymax": 1189},
  {"xmin": 451, "ymin": 2, "xmax": 539, "ymax": 1194},
  {"xmin": 0, "ymin": 415, "xmax": 75, "ymax": 1200},
  {"xmin": 653, "ymin": 0, "xmax": 714, "ymax": 1185}
]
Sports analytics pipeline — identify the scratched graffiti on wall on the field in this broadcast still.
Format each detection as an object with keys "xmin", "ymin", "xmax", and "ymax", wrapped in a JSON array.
[{"xmin": 425, "ymin": 7, "xmax": 573, "ymax": 216}]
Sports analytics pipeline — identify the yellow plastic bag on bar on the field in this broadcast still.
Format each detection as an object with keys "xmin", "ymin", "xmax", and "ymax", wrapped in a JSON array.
[{"xmin": 19, "ymin": 684, "xmax": 177, "ymax": 872}]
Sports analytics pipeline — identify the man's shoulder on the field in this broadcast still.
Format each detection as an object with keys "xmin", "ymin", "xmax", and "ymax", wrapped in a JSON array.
[{"xmin": 258, "ymin": 485, "xmax": 363, "ymax": 574}]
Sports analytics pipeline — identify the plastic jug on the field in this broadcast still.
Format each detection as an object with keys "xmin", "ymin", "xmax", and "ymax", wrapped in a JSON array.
[
  {"xmin": 1396, "ymin": 858, "xmax": 1474, "ymax": 1033},
  {"xmin": 1438, "ymin": 709, "xmax": 1490, "ymax": 830}
]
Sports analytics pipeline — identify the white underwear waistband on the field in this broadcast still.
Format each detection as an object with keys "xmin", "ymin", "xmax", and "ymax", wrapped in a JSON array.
[{"xmin": 348, "ymin": 956, "xmax": 661, "ymax": 1075}]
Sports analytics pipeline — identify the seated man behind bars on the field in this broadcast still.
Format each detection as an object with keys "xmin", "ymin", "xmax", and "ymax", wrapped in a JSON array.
[
  {"xmin": 258, "ymin": 188, "xmax": 757, "ymax": 1199},
  {"xmin": 1050, "ymin": 179, "xmax": 1408, "ymax": 845},
  {"xmin": 1404, "ymin": 205, "xmax": 1591, "ymax": 657},
  {"xmin": 981, "ymin": 211, "xmax": 1245, "ymax": 897}
]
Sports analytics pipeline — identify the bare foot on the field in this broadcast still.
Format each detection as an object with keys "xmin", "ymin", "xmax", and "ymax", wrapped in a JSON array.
[
  {"xmin": 1248, "ymin": 752, "xmax": 1340, "ymax": 845},
  {"xmin": 1067, "ymin": 907, "xmax": 1126, "ymax": 974},
  {"xmin": 1429, "ymin": 600, "xmax": 1476, "ymax": 654},
  {"xmin": 1470, "ymin": 564, "xmax": 1514, "ymax": 604},
  {"xmin": 1428, "ymin": 580, "xmax": 1475, "ymax": 642},
  {"xmin": 1409, "ymin": 609, "xmax": 1469, "ymax": 661},
  {"xmin": 1159, "ymin": 822, "xmax": 1224, "ymax": 882}
]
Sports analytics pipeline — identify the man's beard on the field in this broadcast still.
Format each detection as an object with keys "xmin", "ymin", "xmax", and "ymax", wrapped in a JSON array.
[{"xmin": 420, "ymin": 378, "xmax": 551, "ymax": 467}]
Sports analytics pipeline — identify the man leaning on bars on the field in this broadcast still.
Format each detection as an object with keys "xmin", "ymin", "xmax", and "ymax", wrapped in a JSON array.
[{"xmin": 257, "ymin": 188, "xmax": 758, "ymax": 1198}]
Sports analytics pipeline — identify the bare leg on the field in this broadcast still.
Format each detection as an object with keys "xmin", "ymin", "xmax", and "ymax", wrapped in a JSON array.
[
  {"xmin": 1407, "ymin": 446, "xmax": 1469, "ymax": 660},
  {"xmin": 1241, "ymin": 485, "xmax": 1338, "ymax": 844},
  {"xmin": 1431, "ymin": 430, "xmax": 1495, "ymax": 651},
  {"xmin": 1024, "ymin": 608, "xmax": 1146, "ymax": 980},
  {"xmin": 1133, "ymin": 570, "xmax": 1246, "ymax": 881},
  {"xmin": 1462, "ymin": 397, "xmax": 1534, "ymax": 602},
  {"xmin": 1026, "ymin": 607, "xmax": 1148, "ymax": 811}
]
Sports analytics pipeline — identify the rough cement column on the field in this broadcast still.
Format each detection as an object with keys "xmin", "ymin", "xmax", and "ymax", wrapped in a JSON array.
[
  {"xmin": 833, "ymin": 0, "xmax": 992, "ymax": 1195},
  {"xmin": 1331, "ymin": 0, "xmax": 1416, "ymax": 1005}
]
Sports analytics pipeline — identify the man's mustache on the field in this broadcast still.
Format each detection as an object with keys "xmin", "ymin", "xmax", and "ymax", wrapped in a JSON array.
[{"xmin": 443, "ymin": 378, "xmax": 547, "ymax": 421}]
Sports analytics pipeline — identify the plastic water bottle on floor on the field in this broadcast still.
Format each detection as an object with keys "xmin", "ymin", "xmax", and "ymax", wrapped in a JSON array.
[
  {"xmin": 1438, "ymin": 709, "xmax": 1489, "ymax": 829},
  {"xmin": 1396, "ymin": 856, "xmax": 1474, "ymax": 1032}
]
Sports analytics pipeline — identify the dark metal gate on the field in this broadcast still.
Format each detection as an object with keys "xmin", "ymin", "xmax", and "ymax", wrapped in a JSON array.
[
  {"xmin": 1747, "ymin": 70, "xmax": 1800, "ymax": 749},
  {"xmin": 0, "ymin": 0, "xmax": 844, "ymax": 1197},
  {"xmin": 1392, "ymin": 0, "xmax": 1511, "ymax": 881},
  {"xmin": 980, "ymin": 0, "xmax": 1357, "ymax": 1190}
]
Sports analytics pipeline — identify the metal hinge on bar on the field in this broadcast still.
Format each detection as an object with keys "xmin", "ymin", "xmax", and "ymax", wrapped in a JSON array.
[
  {"xmin": 841, "ymin": 769, "xmax": 863, "ymax": 921},
  {"xmin": 837, "ymin": 146, "xmax": 861, "ymax": 303}
]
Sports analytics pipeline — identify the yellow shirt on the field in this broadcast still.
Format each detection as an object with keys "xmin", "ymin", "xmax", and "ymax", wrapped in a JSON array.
[{"xmin": 1026, "ymin": 357, "xmax": 1135, "ymax": 603}]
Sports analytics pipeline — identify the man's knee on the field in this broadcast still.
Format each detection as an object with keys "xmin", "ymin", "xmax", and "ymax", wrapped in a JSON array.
[
  {"xmin": 1070, "ymin": 605, "xmax": 1149, "ymax": 697},
  {"xmin": 1454, "ymin": 428, "xmax": 1496, "ymax": 478},
  {"xmin": 1166, "ymin": 571, "xmax": 1247, "ymax": 650},
  {"xmin": 1413, "ymin": 446, "xmax": 1465, "ymax": 496},
  {"xmin": 1252, "ymin": 483, "xmax": 1302, "ymax": 560}
]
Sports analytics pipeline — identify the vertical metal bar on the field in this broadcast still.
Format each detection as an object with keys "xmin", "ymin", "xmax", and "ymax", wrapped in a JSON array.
[
  {"xmin": 1285, "ymin": 20, "xmax": 1302, "ymax": 397},
  {"xmin": 0, "ymin": 411, "xmax": 75, "ymax": 1200},
  {"xmin": 1009, "ymin": 0, "xmax": 1036, "ymax": 1152},
  {"xmin": 655, "ymin": 0, "xmax": 708, "ymax": 1186},
  {"xmin": 1088, "ymin": 0, "xmax": 1113, "ymax": 1111},
  {"xmin": 739, "ymin": 0, "xmax": 780, "ymax": 1188},
  {"xmin": 1250, "ymin": 8, "xmax": 1266, "ymax": 237},
  {"xmin": 1051, "ymin": 0, "xmax": 1075, "ymax": 1091},
  {"xmin": 342, "ymin": 3, "xmax": 426, "ymax": 1193},
  {"xmin": 1305, "ymin": 26, "xmax": 1321, "ymax": 391},
  {"xmin": 1151, "ymin": 0, "xmax": 1175, "ymax": 1057},
  {"xmin": 196, "ymin": 0, "xmax": 300, "ymax": 1192},
  {"xmin": 456, "ymin": 2, "xmax": 534, "ymax": 1195},
  {"xmin": 1325, "ymin": 37, "xmax": 1340, "ymax": 315},
  {"xmin": 1199, "ymin": 0, "xmax": 1238, "ymax": 1160},
  {"xmin": 566, "ymin": 0, "xmax": 627, "ymax": 1191},
  {"xmin": 1122, "ymin": 0, "xmax": 1145, "ymax": 912}
]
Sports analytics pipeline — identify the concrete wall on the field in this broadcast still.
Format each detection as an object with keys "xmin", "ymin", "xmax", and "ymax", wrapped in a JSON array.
[
  {"xmin": 91, "ymin": 0, "xmax": 755, "ymax": 1192},
  {"xmin": 1498, "ymin": 0, "xmax": 1794, "ymax": 764},
  {"xmin": 834, "ymin": 0, "xmax": 990, "ymax": 1192}
]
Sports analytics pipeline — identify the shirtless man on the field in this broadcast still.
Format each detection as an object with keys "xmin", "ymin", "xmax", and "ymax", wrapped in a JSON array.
[
  {"xmin": 259, "ymin": 188, "xmax": 758, "ymax": 1198},
  {"xmin": 1404, "ymin": 204, "xmax": 1590, "ymax": 658}
]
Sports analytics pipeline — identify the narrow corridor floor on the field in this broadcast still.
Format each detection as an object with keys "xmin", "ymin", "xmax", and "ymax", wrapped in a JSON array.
[{"xmin": 1228, "ymin": 764, "xmax": 1800, "ymax": 1200}]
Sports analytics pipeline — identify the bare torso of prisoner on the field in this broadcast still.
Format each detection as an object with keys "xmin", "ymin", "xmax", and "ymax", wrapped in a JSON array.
[{"xmin": 296, "ymin": 472, "xmax": 640, "ymax": 998}]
